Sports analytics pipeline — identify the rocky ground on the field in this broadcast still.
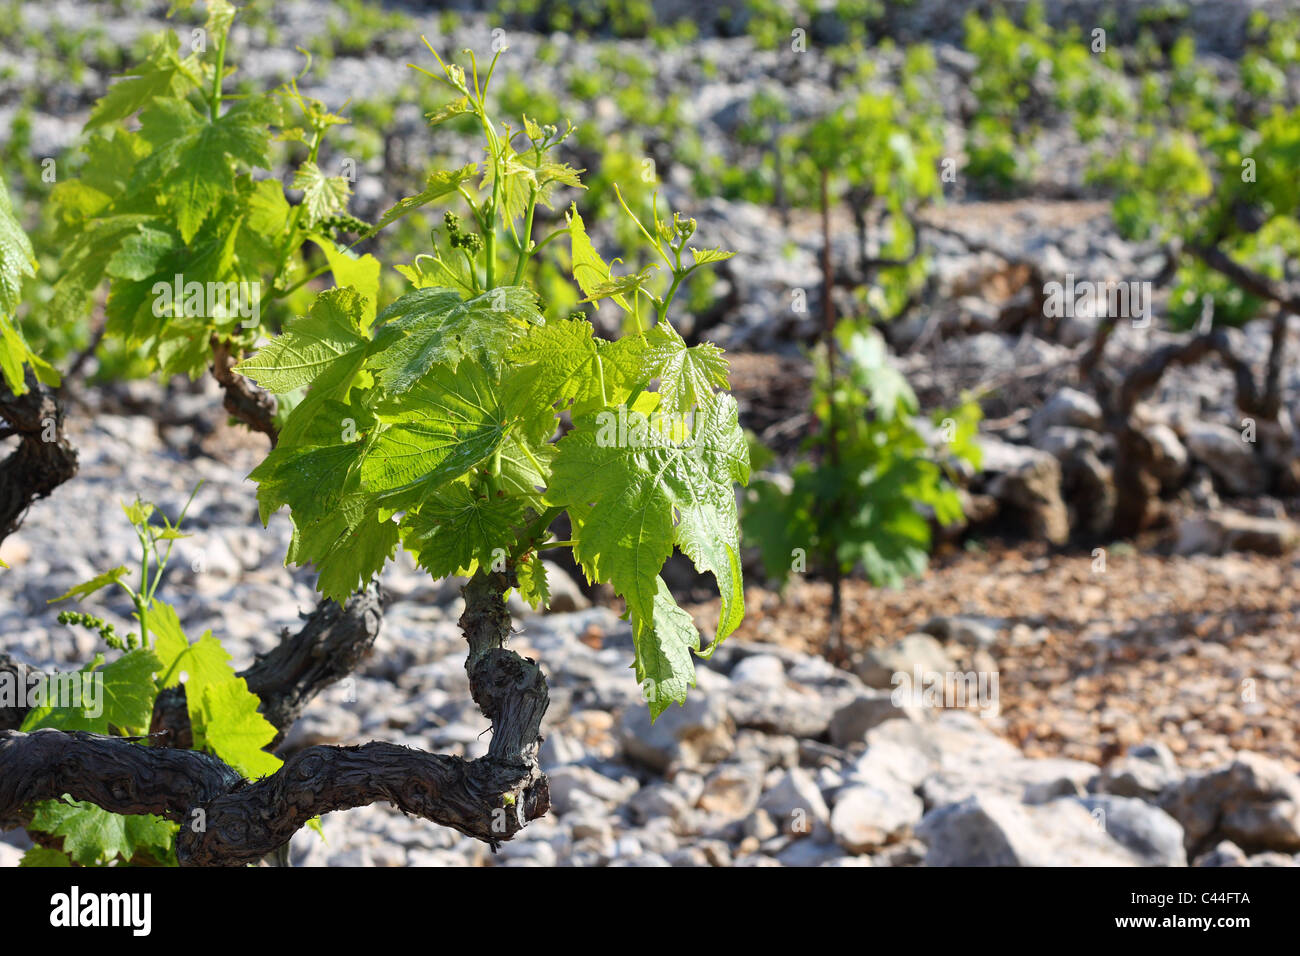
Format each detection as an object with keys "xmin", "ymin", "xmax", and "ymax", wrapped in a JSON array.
[
  {"xmin": 706, "ymin": 546, "xmax": 1300, "ymax": 774},
  {"xmin": 1, "ymin": 385, "xmax": 1298, "ymax": 868},
  {"xmin": 2, "ymin": 0, "xmax": 1299, "ymax": 867}
]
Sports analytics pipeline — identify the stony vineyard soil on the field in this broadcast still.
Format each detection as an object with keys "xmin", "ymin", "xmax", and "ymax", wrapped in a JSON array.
[
  {"xmin": 692, "ymin": 544, "xmax": 1300, "ymax": 774},
  {"xmin": 3, "ymin": 399, "xmax": 1298, "ymax": 867},
  {"xmin": 3, "ymin": 0, "xmax": 1299, "ymax": 868}
]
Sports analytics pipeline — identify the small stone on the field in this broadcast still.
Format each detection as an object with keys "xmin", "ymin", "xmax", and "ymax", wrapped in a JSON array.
[
  {"xmin": 855, "ymin": 633, "xmax": 956, "ymax": 691},
  {"xmin": 741, "ymin": 808, "xmax": 780, "ymax": 841},
  {"xmin": 281, "ymin": 706, "xmax": 361, "ymax": 749},
  {"xmin": 830, "ymin": 783, "xmax": 925, "ymax": 853},
  {"xmin": 546, "ymin": 765, "xmax": 636, "ymax": 816},
  {"xmin": 1182, "ymin": 421, "xmax": 1267, "ymax": 495},
  {"xmin": 1193, "ymin": 841, "xmax": 1248, "ymax": 868},
  {"xmin": 570, "ymin": 815, "xmax": 614, "ymax": 845},
  {"xmin": 539, "ymin": 730, "xmax": 587, "ymax": 770},
  {"xmin": 1029, "ymin": 388, "xmax": 1103, "ymax": 439},
  {"xmin": 729, "ymin": 654, "xmax": 787, "ymax": 687},
  {"xmin": 698, "ymin": 840, "xmax": 732, "ymax": 867},
  {"xmin": 1074, "ymin": 795, "xmax": 1187, "ymax": 866},
  {"xmin": 828, "ymin": 691, "xmax": 922, "ymax": 747},
  {"xmin": 697, "ymin": 762, "xmax": 764, "ymax": 819},
  {"xmin": 757, "ymin": 767, "xmax": 830, "ymax": 836},
  {"xmin": 1160, "ymin": 752, "xmax": 1300, "ymax": 853},
  {"xmin": 776, "ymin": 838, "xmax": 845, "ymax": 866},
  {"xmin": 619, "ymin": 692, "xmax": 733, "ymax": 772},
  {"xmin": 978, "ymin": 437, "xmax": 1071, "ymax": 544},
  {"xmin": 325, "ymin": 846, "xmax": 373, "ymax": 867},
  {"xmin": 1144, "ymin": 422, "xmax": 1189, "ymax": 487},
  {"xmin": 916, "ymin": 794, "xmax": 1142, "ymax": 866},
  {"xmin": 624, "ymin": 783, "xmax": 690, "ymax": 826},
  {"xmin": 921, "ymin": 615, "xmax": 1001, "ymax": 649},
  {"xmin": 1091, "ymin": 748, "xmax": 1182, "ymax": 800},
  {"xmin": 1175, "ymin": 510, "xmax": 1299, "ymax": 557},
  {"xmin": 663, "ymin": 847, "xmax": 709, "ymax": 867},
  {"xmin": 368, "ymin": 842, "xmax": 408, "ymax": 867},
  {"xmin": 542, "ymin": 561, "xmax": 591, "ymax": 613}
]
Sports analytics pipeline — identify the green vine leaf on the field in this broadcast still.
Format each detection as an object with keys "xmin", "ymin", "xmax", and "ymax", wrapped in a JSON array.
[
  {"xmin": 293, "ymin": 161, "xmax": 352, "ymax": 229},
  {"xmin": 375, "ymin": 163, "xmax": 478, "ymax": 232},
  {"xmin": 365, "ymin": 360, "xmax": 518, "ymax": 509},
  {"xmin": 640, "ymin": 322, "xmax": 730, "ymax": 417},
  {"xmin": 567, "ymin": 206, "xmax": 630, "ymax": 312},
  {"xmin": 46, "ymin": 565, "xmax": 131, "ymax": 604},
  {"xmin": 400, "ymin": 483, "xmax": 527, "ymax": 578},
  {"xmin": 134, "ymin": 95, "xmax": 276, "ymax": 242},
  {"xmin": 367, "ymin": 285, "xmax": 543, "ymax": 390},
  {"xmin": 235, "ymin": 287, "xmax": 369, "ymax": 393},
  {"xmin": 28, "ymin": 800, "xmax": 176, "ymax": 867},
  {"xmin": 549, "ymin": 391, "xmax": 750, "ymax": 702},
  {"xmin": 194, "ymin": 679, "xmax": 282, "ymax": 779}
]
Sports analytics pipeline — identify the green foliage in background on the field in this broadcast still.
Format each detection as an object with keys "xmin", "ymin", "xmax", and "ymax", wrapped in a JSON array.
[
  {"xmin": 745, "ymin": 324, "xmax": 980, "ymax": 594},
  {"xmin": 37, "ymin": 0, "xmax": 380, "ymax": 383}
]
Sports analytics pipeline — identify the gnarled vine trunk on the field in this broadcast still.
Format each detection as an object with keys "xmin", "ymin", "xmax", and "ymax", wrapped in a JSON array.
[
  {"xmin": 0, "ymin": 370, "xmax": 78, "ymax": 544},
  {"xmin": 0, "ymin": 571, "xmax": 547, "ymax": 865}
]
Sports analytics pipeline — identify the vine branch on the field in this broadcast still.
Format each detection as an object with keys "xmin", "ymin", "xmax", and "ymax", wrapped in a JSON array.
[
  {"xmin": 0, "ymin": 572, "xmax": 549, "ymax": 866},
  {"xmin": 210, "ymin": 337, "xmax": 278, "ymax": 446},
  {"xmin": 0, "ymin": 369, "xmax": 78, "ymax": 545}
]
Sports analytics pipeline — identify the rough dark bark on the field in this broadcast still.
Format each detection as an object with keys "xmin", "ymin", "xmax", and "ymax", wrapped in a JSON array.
[
  {"xmin": 0, "ymin": 729, "xmax": 242, "ymax": 833},
  {"xmin": 0, "ymin": 571, "xmax": 548, "ymax": 866},
  {"xmin": 0, "ymin": 654, "xmax": 40, "ymax": 731},
  {"xmin": 0, "ymin": 728, "xmax": 547, "ymax": 864},
  {"xmin": 244, "ymin": 583, "xmax": 385, "ymax": 745},
  {"xmin": 459, "ymin": 572, "xmax": 549, "ymax": 776},
  {"xmin": 0, "ymin": 370, "xmax": 78, "ymax": 544},
  {"xmin": 175, "ymin": 740, "xmax": 545, "ymax": 866},
  {"xmin": 209, "ymin": 337, "xmax": 278, "ymax": 446},
  {"xmin": 1263, "ymin": 307, "xmax": 1288, "ymax": 419}
]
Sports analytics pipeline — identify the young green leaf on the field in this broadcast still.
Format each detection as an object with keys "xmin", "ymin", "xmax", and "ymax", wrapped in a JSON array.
[
  {"xmin": 400, "ymin": 483, "xmax": 527, "ymax": 578},
  {"xmin": 135, "ymin": 96, "xmax": 276, "ymax": 242},
  {"xmin": 641, "ymin": 322, "xmax": 730, "ymax": 416},
  {"xmin": 18, "ymin": 847, "xmax": 73, "ymax": 867},
  {"xmin": 0, "ymin": 173, "xmax": 37, "ymax": 317},
  {"xmin": 28, "ymin": 800, "xmax": 176, "ymax": 867},
  {"xmin": 504, "ymin": 318, "xmax": 646, "ymax": 439},
  {"xmin": 632, "ymin": 575, "xmax": 703, "ymax": 719},
  {"xmin": 550, "ymin": 392, "xmax": 750, "ymax": 663},
  {"xmin": 46, "ymin": 566, "xmax": 131, "ymax": 604},
  {"xmin": 194, "ymin": 679, "xmax": 282, "ymax": 779},
  {"xmin": 364, "ymin": 360, "xmax": 517, "ymax": 508},
  {"xmin": 235, "ymin": 287, "xmax": 369, "ymax": 393},
  {"xmin": 567, "ymin": 206, "xmax": 630, "ymax": 312},
  {"xmin": 309, "ymin": 236, "xmax": 382, "ymax": 326},
  {"xmin": 85, "ymin": 32, "xmax": 200, "ymax": 130},
  {"xmin": 374, "ymin": 163, "xmax": 478, "ymax": 232},
  {"xmin": 293, "ymin": 161, "xmax": 353, "ymax": 228},
  {"xmin": 367, "ymin": 285, "xmax": 542, "ymax": 390},
  {"xmin": 516, "ymin": 553, "xmax": 550, "ymax": 610}
]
